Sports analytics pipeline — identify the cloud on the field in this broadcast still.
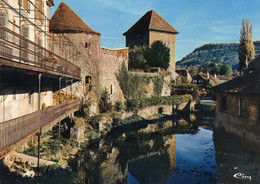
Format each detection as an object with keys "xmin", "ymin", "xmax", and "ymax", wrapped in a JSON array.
[
  {"xmin": 92, "ymin": 0, "xmax": 152, "ymax": 15},
  {"xmin": 210, "ymin": 25, "xmax": 240, "ymax": 34}
]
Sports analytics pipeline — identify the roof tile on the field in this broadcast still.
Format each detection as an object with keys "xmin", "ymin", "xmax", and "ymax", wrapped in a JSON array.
[
  {"xmin": 123, "ymin": 10, "xmax": 178, "ymax": 35},
  {"xmin": 50, "ymin": 2, "xmax": 100, "ymax": 35}
]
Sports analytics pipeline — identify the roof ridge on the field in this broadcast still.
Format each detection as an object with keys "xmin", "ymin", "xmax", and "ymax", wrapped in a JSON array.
[{"xmin": 148, "ymin": 10, "xmax": 154, "ymax": 30}]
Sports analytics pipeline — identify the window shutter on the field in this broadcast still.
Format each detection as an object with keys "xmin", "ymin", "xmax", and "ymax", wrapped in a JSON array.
[
  {"xmin": 27, "ymin": 0, "xmax": 30, "ymax": 13},
  {"xmin": 0, "ymin": 14, "xmax": 6, "ymax": 40},
  {"xmin": 0, "ymin": 14, "xmax": 6, "ymax": 26},
  {"xmin": 23, "ymin": 0, "xmax": 27, "ymax": 9},
  {"xmin": 22, "ymin": 26, "xmax": 29, "ymax": 38},
  {"xmin": 38, "ymin": 0, "xmax": 42, "ymax": 21}
]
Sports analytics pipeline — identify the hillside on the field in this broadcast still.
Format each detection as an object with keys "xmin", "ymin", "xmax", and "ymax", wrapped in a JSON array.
[{"xmin": 176, "ymin": 41, "xmax": 260, "ymax": 71}]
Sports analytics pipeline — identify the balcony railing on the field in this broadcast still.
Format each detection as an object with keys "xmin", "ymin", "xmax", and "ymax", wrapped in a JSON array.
[
  {"xmin": 0, "ymin": 25, "xmax": 80, "ymax": 79},
  {"xmin": 0, "ymin": 99, "xmax": 80, "ymax": 159}
]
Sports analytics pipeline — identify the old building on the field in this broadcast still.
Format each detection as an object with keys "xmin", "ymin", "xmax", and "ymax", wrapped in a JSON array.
[
  {"xmin": 213, "ymin": 55, "xmax": 260, "ymax": 145},
  {"xmin": 0, "ymin": 0, "xmax": 81, "ymax": 158},
  {"xmin": 123, "ymin": 10, "xmax": 178, "ymax": 71},
  {"xmin": 49, "ymin": 2, "xmax": 128, "ymax": 111}
]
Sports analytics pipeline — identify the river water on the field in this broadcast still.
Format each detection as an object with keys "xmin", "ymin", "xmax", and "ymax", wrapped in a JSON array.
[{"xmin": 1, "ymin": 113, "xmax": 260, "ymax": 184}]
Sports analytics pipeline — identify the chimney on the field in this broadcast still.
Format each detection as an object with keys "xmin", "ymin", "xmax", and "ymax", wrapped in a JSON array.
[{"xmin": 207, "ymin": 72, "xmax": 209, "ymax": 79}]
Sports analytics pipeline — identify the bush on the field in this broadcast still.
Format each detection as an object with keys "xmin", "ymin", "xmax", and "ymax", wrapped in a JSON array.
[
  {"xmin": 98, "ymin": 90, "xmax": 112, "ymax": 113},
  {"xmin": 126, "ymin": 95, "xmax": 192, "ymax": 111},
  {"xmin": 114, "ymin": 101, "xmax": 124, "ymax": 112},
  {"xmin": 116, "ymin": 63, "xmax": 164, "ymax": 99}
]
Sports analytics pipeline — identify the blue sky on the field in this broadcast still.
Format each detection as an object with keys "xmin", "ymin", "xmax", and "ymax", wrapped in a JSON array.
[{"xmin": 49, "ymin": 0, "xmax": 260, "ymax": 61}]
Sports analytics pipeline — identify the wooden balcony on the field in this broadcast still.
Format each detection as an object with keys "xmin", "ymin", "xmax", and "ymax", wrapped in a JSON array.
[
  {"xmin": 0, "ymin": 99, "xmax": 80, "ymax": 159},
  {"xmin": 0, "ymin": 25, "xmax": 80, "ymax": 80}
]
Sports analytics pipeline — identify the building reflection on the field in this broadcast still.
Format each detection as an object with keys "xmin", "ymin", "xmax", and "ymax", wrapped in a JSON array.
[
  {"xmin": 72, "ymin": 117, "xmax": 198, "ymax": 184},
  {"xmin": 213, "ymin": 125, "xmax": 260, "ymax": 183}
]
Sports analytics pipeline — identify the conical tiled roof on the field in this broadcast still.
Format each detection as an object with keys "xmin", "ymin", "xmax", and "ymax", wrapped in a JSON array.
[
  {"xmin": 50, "ymin": 2, "xmax": 100, "ymax": 35},
  {"xmin": 123, "ymin": 10, "xmax": 178, "ymax": 35}
]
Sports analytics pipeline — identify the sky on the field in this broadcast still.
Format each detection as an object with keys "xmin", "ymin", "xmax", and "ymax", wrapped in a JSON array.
[{"xmin": 49, "ymin": 0, "xmax": 260, "ymax": 61}]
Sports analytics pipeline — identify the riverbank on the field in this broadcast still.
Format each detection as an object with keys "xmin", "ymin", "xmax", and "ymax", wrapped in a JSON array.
[{"xmin": 2, "ymin": 95, "xmax": 197, "ymax": 178}]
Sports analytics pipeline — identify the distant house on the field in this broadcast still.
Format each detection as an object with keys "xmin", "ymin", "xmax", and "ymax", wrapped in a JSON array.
[
  {"xmin": 175, "ymin": 70, "xmax": 192, "ymax": 83},
  {"xmin": 192, "ymin": 72, "xmax": 220, "ymax": 86},
  {"xmin": 123, "ymin": 10, "xmax": 178, "ymax": 71},
  {"xmin": 214, "ymin": 56, "xmax": 260, "ymax": 124}
]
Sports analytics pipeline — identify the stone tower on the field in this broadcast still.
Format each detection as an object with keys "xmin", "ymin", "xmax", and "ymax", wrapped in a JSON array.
[
  {"xmin": 50, "ymin": 2, "xmax": 128, "ymax": 110},
  {"xmin": 123, "ymin": 10, "xmax": 178, "ymax": 71}
]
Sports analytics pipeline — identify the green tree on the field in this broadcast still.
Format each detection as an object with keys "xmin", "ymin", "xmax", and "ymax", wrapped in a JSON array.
[
  {"xmin": 239, "ymin": 19, "xmax": 255, "ymax": 71},
  {"xmin": 144, "ymin": 40, "xmax": 170, "ymax": 70},
  {"xmin": 210, "ymin": 65, "xmax": 220, "ymax": 75},
  {"xmin": 188, "ymin": 66, "xmax": 198, "ymax": 78},
  {"xmin": 128, "ymin": 46, "xmax": 148, "ymax": 71},
  {"xmin": 219, "ymin": 64, "xmax": 232, "ymax": 76}
]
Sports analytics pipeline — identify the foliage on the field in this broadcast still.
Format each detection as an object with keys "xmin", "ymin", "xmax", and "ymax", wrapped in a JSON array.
[
  {"xmin": 129, "ymin": 46, "xmax": 148, "ymax": 71},
  {"xmin": 188, "ymin": 66, "xmax": 198, "ymax": 78},
  {"xmin": 177, "ymin": 42, "xmax": 260, "ymax": 72},
  {"xmin": 116, "ymin": 63, "xmax": 164, "ymax": 99},
  {"xmin": 219, "ymin": 64, "xmax": 232, "ymax": 76},
  {"xmin": 239, "ymin": 19, "xmax": 255, "ymax": 71},
  {"xmin": 144, "ymin": 41, "xmax": 171, "ymax": 70},
  {"xmin": 126, "ymin": 95, "xmax": 192, "ymax": 111},
  {"xmin": 114, "ymin": 101, "xmax": 124, "ymax": 112},
  {"xmin": 98, "ymin": 90, "xmax": 112, "ymax": 113},
  {"xmin": 171, "ymin": 83, "xmax": 199, "ymax": 101},
  {"xmin": 79, "ymin": 98, "xmax": 90, "ymax": 117},
  {"xmin": 152, "ymin": 75, "xmax": 164, "ymax": 96},
  {"xmin": 192, "ymin": 61, "xmax": 232, "ymax": 76}
]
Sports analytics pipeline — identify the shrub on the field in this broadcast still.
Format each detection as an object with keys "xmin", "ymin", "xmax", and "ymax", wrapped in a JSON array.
[
  {"xmin": 126, "ymin": 94, "xmax": 192, "ymax": 111},
  {"xmin": 114, "ymin": 101, "xmax": 124, "ymax": 112},
  {"xmin": 116, "ymin": 63, "xmax": 164, "ymax": 99},
  {"xmin": 98, "ymin": 90, "xmax": 112, "ymax": 113}
]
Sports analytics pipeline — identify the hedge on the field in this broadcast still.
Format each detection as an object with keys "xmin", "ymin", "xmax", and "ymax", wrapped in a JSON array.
[{"xmin": 127, "ymin": 94, "xmax": 192, "ymax": 111}]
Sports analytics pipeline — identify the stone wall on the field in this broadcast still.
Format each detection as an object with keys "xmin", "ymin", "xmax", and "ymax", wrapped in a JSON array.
[
  {"xmin": 216, "ymin": 92, "xmax": 259, "ymax": 121},
  {"xmin": 128, "ymin": 72, "xmax": 171, "ymax": 98},
  {"xmin": 149, "ymin": 31, "xmax": 176, "ymax": 71},
  {"xmin": 125, "ymin": 30, "xmax": 176, "ymax": 71},
  {"xmin": 215, "ymin": 111, "xmax": 260, "ymax": 145},
  {"xmin": 50, "ymin": 33, "xmax": 100, "ymax": 97},
  {"xmin": 137, "ymin": 104, "xmax": 173, "ymax": 118},
  {"xmin": 51, "ymin": 33, "xmax": 129, "ymax": 108},
  {"xmin": 100, "ymin": 48, "xmax": 128, "ymax": 104},
  {"xmin": 125, "ymin": 31, "xmax": 149, "ymax": 49},
  {"xmin": 50, "ymin": 32, "xmax": 101, "ymax": 114},
  {"xmin": 136, "ymin": 100, "xmax": 195, "ymax": 119}
]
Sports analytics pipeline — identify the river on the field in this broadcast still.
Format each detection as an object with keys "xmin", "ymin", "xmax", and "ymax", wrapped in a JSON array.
[{"xmin": 1, "ymin": 112, "xmax": 260, "ymax": 184}]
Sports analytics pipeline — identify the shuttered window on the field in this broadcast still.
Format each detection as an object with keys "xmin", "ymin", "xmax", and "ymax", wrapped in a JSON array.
[
  {"xmin": 22, "ymin": 26, "xmax": 29, "ymax": 38},
  {"xmin": 21, "ymin": 26, "xmax": 29, "ymax": 60}
]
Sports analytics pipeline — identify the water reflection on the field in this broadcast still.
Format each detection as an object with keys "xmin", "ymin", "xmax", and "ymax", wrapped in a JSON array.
[
  {"xmin": 69, "ymin": 114, "xmax": 218, "ymax": 184},
  {"xmin": 213, "ymin": 128, "xmax": 260, "ymax": 183},
  {"xmin": 2, "ymin": 112, "xmax": 260, "ymax": 184}
]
